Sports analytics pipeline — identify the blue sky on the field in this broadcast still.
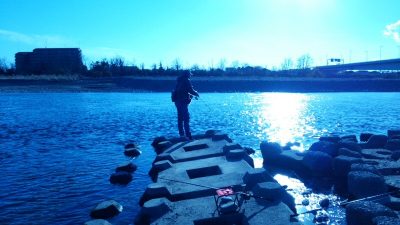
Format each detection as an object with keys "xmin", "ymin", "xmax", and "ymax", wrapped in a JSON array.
[{"xmin": 1, "ymin": 0, "xmax": 400, "ymax": 68}]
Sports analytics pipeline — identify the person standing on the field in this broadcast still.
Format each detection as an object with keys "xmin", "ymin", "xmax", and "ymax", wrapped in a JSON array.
[{"xmin": 172, "ymin": 70, "xmax": 199, "ymax": 140}]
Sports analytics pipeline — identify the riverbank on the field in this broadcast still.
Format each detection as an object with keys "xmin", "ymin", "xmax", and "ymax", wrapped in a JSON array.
[{"xmin": 1, "ymin": 76, "xmax": 400, "ymax": 92}]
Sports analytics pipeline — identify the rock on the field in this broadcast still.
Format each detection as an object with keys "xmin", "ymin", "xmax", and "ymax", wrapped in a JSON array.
[
  {"xmin": 84, "ymin": 219, "xmax": 112, "ymax": 225},
  {"xmin": 252, "ymin": 181, "xmax": 284, "ymax": 202},
  {"xmin": 387, "ymin": 130, "xmax": 400, "ymax": 139},
  {"xmin": 90, "ymin": 200, "xmax": 123, "ymax": 219},
  {"xmin": 391, "ymin": 151, "xmax": 400, "ymax": 161},
  {"xmin": 116, "ymin": 162, "xmax": 137, "ymax": 173},
  {"xmin": 314, "ymin": 210, "xmax": 330, "ymax": 224},
  {"xmin": 361, "ymin": 133, "xmax": 374, "ymax": 142},
  {"xmin": 309, "ymin": 141, "xmax": 339, "ymax": 157},
  {"xmin": 319, "ymin": 135, "xmax": 340, "ymax": 143},
  {"xmin": 341, "ymin": 135, "xmax": 358, "ymax": 143},
  {"xmin": 319, "ymin": 198, "xmax": 330, "ymax": 208},
  {"xmin": 339, "ymin": 140, "xmax": 362, "ymax": 152},
  {"xmin": 346, "ymin": 201, "xmax": 397, "ymax": 225},
  {"xmin": 260, "ymin": 141, "xmax": 282, "ymax": 159},
  {"xmin": 351, "ymin": 163, "xmax": 380, "ymax": 175},
  {"xmin": 361, "ymin": 149, "xmax": 392, "ymax": 160},
  {"xmin": 333, "ymin": 155, "xmax": 363, "ymax": 177},
  {"xmin": 365, "ymin": 135, "xmax": 388, "ymax": 149},
  {"xmin": 302, "ymin": 199, "xmax": 310, "ymax": 206},
  {"xmin": 373, "ymin": 216, "xmax": 400, "ymax": 225},
  {"xmin": 385, "ymin": 139, "xmax": 400, "ymax": 151},
  {"xmin": 124, "ymin": 147, "xmax": 141, "ymax": 158},
  {"xmin": 302, "ymin": 151, "xmax": 333, "ymax": 176},
  {"xmin": 348, "ymin": 171, "xmax": 387, "ymax": 199},
  {"xmin": 339, "ymin": 148, "xmax": 362, "ymax": 158},
  {"xmin": 110, "ymin": 171, "xmax": 132, "ymax": 185}
]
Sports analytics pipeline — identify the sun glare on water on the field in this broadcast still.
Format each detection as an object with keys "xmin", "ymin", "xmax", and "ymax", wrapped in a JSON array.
[{"xmin": 251, "ymin": 93, "xmax": 317, "ymax": 150}]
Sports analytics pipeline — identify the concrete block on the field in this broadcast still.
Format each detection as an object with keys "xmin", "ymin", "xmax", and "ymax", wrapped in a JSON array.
[
  {"xmin": 109, "ymin": 172, "xmax": 132, "ymax": 185},
  {"xmin": 90, "ymin": 200, "xmax": 123, "ymax": 219},
  {"xmin": 84, "ymin": 219, "xmax": 112, "ymax": 225},
  {"xmin": 346, "ymin": 201, "xmax": 397, "ymax": 225},
  {"xmin": 139, "ymin": 183, "xmax": 171, "ymax": 206},
  {"xmin": 387, "ymin": 130, "xmax": 400, "ymax": 139},
  {"xmin": 333, "ymin": 155, "xmax": 363, "ymax": 177},
  {"xmin": 116, "ymin": 162, "xmax": 137, "ymax": 173},
  {"xmin": 319, "ymin": 135, "xmax": 340, "ymax": 143},
  {"xmin": 252, "ymin": 181, "xmax": 284, "ymax": 202},
  {"xmin": 348, "ymin": 171, "xmax": 387, "ymax": 199},
  {"xmin": 365, "ymin": 135, "xmax": 388, "ymax": 149},
  {"xmin": 309, "ymin": 141, "xmax": 339, "ymax": 156},
  {"xmin": 360, "ymin": 133, "xmax": 374, "ymax": 142},
  {"xmin": 142, "ymin": 198, "xmax": 171, "ymax": 219},
  {"xmin": 361, "ymin": 149, "xmax": 392, "ymax": 160}
]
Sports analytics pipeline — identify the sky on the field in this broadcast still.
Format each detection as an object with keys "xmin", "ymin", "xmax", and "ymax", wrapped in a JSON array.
[{"xmin": 1, "ymin": 0, "xmax": 400, "ymax": 69}]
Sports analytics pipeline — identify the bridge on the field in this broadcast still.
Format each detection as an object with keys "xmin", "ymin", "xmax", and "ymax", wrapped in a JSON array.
[{"xmin": 315, "ymin": 58, "xmax": 400, "ymax": 73}]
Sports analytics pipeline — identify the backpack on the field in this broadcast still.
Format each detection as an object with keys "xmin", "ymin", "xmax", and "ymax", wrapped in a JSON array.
[{"xmin": 171, "ymin": 90, "xmax": 177, "ymax": 102}]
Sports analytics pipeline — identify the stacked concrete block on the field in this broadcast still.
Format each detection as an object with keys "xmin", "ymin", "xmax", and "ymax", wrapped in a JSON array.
[{"xmin": 137, "ymin": 131, "xmax": 299, "ymax": 225}]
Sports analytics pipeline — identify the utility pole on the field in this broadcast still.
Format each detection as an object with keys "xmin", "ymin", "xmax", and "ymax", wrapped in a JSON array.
[{"xmin": 349, "ymin": 50, "xmax": 352, "ymax": 63}]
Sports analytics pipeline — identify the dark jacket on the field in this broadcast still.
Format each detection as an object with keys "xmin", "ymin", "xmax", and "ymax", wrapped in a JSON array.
[{"xmin": 173, "ymin": 74, "xmax": 198, "ymax": 104}]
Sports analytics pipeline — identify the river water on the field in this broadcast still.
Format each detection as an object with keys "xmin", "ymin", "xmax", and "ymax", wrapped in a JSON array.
[{"xmin": 1, "ymin": 92, "xmax": 400, "ymax": 224}]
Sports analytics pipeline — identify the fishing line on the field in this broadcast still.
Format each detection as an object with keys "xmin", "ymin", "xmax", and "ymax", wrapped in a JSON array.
[
  {"xmin": 291, "ymin": 189, "xmax": 400, "ymax": 217},
  {"xmin": 136, "ymin": 171, "xmax": 285, "ymax": 203}
]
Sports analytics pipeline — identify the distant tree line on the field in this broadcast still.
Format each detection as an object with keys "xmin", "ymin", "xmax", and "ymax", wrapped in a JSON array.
[
  {"xmin": 85, "ymin": 54, "xmax": 317, "ymax": 77},
  {"xmin": 0, "ymin": 58, "xmax": 15, "ymax": 75},
  {"xmin": 2, "ymin": 53, "xmax": 400, "ymax": 78}
]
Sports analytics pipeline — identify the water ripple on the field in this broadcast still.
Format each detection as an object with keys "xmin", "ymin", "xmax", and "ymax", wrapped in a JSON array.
[{"xmin": 0, "ymin": 92, "xmax": 399, "ymax": 224}]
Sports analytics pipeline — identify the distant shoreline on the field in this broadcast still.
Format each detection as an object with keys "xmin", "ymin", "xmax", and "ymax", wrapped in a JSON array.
[{"xmin": 1, "ymin": 76, "xmax": 400, "ymax": 92}]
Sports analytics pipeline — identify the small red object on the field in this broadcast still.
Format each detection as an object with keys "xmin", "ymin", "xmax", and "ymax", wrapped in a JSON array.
[{"xmin": 216, "ymin": 188, "xmax": 234, "ymax": 196}]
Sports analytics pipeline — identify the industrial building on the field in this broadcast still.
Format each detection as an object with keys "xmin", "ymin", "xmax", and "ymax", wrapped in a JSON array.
[{"xmin": 15, "ymin": 48, "xmax": 85, "ymax": 74}]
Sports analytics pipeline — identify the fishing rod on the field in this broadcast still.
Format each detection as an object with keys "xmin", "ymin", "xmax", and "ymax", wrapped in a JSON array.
[
  {"xmin": 158, "ymin": 176, "xmax": 221, "ymax": 190},
  {"xmin": 152, "ymin": 174, "xmax": 280, "ymax": 202},
  {"xmin": 290, "ymin": 189, "xmax": 400, "ymax": 217},
  {"xmin": 189, "ymin": 93, "xmax": 214, "ymax": 112}
]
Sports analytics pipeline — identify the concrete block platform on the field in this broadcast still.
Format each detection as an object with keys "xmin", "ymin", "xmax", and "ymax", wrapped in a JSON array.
[
  {"xmin": 138, "ymin": 196, "xmax": 298, "ymax": 225},
  {"xmin": 137, "ymin": 131, "xmax": 299, "ymax": 224},
  {"xmin": 153, "ymin": 136, "xmax": 239, "ymax": 164}
]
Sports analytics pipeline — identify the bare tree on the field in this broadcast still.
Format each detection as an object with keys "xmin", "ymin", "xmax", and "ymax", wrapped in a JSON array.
[
  {"xmin": 230, "ymin": 60, "xmax": 240, "ymax": 69},
  {"xmin": 218, "ymin": 58, "xmax": 226, "ymax": 70},
  {"xmin": 296, "ymin": 54, "xmax": 313, "ymax": 70},
  {"xmin": 191, "ymin": 64, "xmax": 200, "ymax": 71},
  {"xmin": 158, "ymin": 62, "xmax": 164, "ymax": 71},
  {"xmin": 281, "ymin": 58, "xmax": 294, "ymax": 71},
  {"xmin": 172, "ymin": 58, "xmax": 182, "ymax": 71},
  {"xmin": 0, "ymin": 58, "xmax": 7, "ymax": 74}
]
